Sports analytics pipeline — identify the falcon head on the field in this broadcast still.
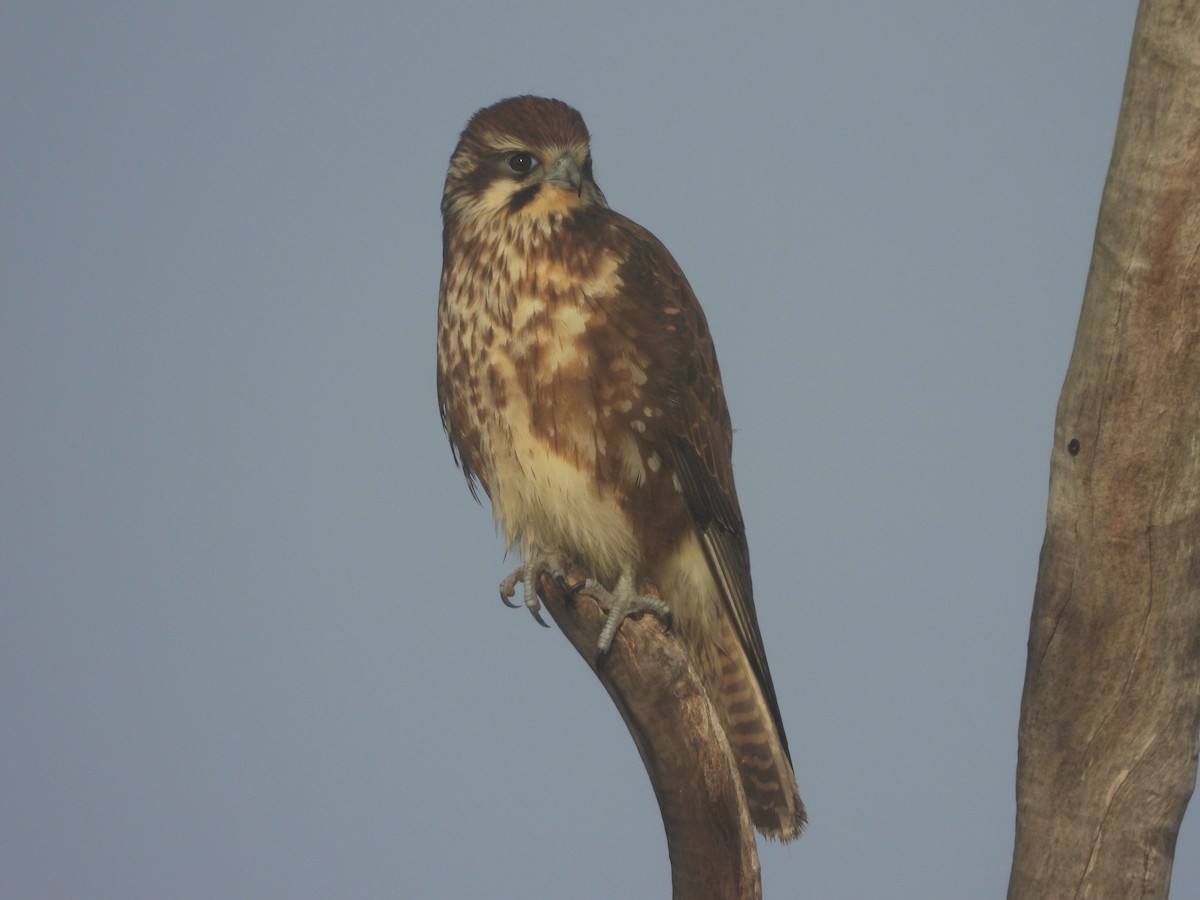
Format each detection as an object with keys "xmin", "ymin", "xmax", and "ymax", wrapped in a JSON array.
[{"xmin": 442, "ymin": 96, "xmax": 608, "ymax": 229}]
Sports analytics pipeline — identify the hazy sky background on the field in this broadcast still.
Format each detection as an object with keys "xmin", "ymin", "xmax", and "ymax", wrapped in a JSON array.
[{"xmin": 5, "ymin": 3, "xmax": 1192, "ymax": 898}]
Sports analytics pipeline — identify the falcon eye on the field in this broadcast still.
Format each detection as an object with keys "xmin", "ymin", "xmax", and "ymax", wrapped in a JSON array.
[{"xmin": 506, "ymin": 151, "xmax": 537, "ymax": 175}]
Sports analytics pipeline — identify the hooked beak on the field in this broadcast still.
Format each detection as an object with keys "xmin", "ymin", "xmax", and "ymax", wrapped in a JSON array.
[{"xmin": 543, "ymin": 154, "xmax": 583, "ymax": 196}]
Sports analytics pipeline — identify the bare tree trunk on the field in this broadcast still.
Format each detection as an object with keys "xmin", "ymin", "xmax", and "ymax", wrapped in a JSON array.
[
  {"xmin": 1009, "ymin": 1, "xmax": 1200, "ymax": 897},
  {"xmin": 534, "ymin": 572, "xmax": 761, "ymax": 900}
]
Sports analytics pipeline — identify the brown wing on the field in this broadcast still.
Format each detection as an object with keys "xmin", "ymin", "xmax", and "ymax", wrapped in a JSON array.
[
  {"xmin": 608, "ymin": 214, "xmax": 793, "ymax": 763},
  {"xmin": 436, "ymin": 228, "xmax": 491, "ymax": 506}
]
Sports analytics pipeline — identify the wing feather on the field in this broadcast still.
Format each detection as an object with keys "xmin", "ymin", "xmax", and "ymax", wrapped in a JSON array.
[{"xmin": 610, "ymin": 216, "xmax": 793, "ymax": 761}]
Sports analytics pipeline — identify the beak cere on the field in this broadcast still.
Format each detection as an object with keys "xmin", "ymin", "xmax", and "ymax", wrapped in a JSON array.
[{"xmin": 544, "ymin": 154, "xmax": 584, "ymax": 196}]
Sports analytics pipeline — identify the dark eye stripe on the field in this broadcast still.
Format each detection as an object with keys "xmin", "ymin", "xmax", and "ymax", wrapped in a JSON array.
[{"xmin": 506, "ymin": 183, "xmax": 541, "ymax": 213}]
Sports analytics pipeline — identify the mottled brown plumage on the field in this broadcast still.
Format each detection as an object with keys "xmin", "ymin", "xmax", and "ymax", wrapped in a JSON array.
[{"xmin": 437, "ymin": 95, "xmax": 804, "ymax": 840}]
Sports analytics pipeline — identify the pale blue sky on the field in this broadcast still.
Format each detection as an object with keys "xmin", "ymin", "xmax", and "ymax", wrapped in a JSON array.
[{"xmin": 5, "ymin": 3, "xmax": 1191, "ymax": 898}]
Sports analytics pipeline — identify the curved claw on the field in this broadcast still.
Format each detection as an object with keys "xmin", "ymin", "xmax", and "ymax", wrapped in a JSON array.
[
  {"xmin": 499, "ymin": 569, "xmax": 522, "ymax": 608},
  {"xmin": 498, "ymin": 553, "xmax": 567, "ymax": 630},
  {"xmin": 554, "ymin": 572, "xmax": 585, "ymax": 603}
]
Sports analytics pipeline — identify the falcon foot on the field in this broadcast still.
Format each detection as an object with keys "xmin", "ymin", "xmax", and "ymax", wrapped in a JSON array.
[
  {"xmin": 581, "ymin": 569, "xmax": 673, "ymax": 659},
  {"xmin": 499, "ymin": 553, "xmax": 572, "ymax": 628}
]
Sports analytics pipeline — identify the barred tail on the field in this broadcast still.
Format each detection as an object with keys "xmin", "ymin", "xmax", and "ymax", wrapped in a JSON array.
[{"xmin": 710, "ymin": 617, "xmax": 806, "ymax": 841}]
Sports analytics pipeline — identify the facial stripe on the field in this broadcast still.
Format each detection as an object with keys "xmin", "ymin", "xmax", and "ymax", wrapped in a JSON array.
[{"xmin": 506, "ymin": 183, "xmax": 542, "ymax": 214}]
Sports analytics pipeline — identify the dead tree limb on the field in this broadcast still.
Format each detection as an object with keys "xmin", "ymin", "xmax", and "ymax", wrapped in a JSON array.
[
  {"xmin": 1009, "ymin": 1, "xmax": 1200, "ymax": 896},
  {"xmin": 535, "ymin": 571, "xmax": 761, "ymax": 900}
]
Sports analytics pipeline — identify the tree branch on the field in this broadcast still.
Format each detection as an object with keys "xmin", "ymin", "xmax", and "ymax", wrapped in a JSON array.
[
  {"xmin": 1009, "ymin": 0, "xmax": 1200, "ymax": 896},
  {"xmin": 535, "ymin": 571, "xmax": 761, "ymax": 900}
]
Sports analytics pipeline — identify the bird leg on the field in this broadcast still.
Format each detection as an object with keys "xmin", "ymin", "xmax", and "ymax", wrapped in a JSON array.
[
  {"xmin": 581, "ymin": 568, "xmax": 673, "ymax": 659},
  {"xmin": 499, "ymin": 552, "xmax": 572, "ymax": 628}
]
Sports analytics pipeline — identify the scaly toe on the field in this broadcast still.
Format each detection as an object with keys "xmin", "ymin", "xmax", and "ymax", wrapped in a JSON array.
[{"xmin": 582, "ymin": 570, "xmax": 672, "ymax": 658}]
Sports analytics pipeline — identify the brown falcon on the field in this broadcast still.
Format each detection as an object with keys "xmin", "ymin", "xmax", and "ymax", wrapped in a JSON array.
[{"xmin": 436, "ymin": 95, "xmax": 805, "ymax": 840}]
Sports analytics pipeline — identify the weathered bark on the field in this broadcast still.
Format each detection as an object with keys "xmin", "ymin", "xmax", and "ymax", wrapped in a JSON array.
[
  {"xmin": 1009, "ymin": 1, "xmax": 1200, "ymax": 897},
  {"xmin": 535, "ymin": 572, "xmax": 761, "ymax": 900}
]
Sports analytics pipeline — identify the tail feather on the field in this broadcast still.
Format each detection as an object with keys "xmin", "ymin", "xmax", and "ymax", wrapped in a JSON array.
[{"xmin": 711, "ymin": 619, "xmax": 806, "ymax": 840}]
